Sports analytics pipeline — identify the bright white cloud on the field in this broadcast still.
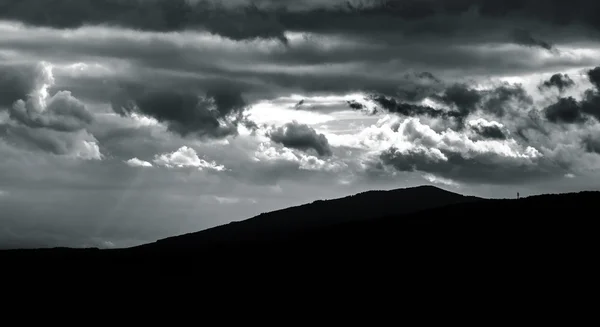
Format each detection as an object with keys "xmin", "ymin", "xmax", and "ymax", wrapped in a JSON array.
[
  {"xmin": 153, "ymin": 146, "xmax": 226, "ymax": 171},
  {"xmin": 130, "ymin": 112, "xmax": 160, "ymax": 127},
  {"xmin": 125, "ymin": 158, "xmax": 153, "ymax": 168},
  {"xmin": 422, "ymin": 173, "xmax": 460, "ymax": 187},
  {"xmin": 74, "ymin": 140, "xmax": 103, "ymax": 161},
  {"xmin": 329, "ymin": 115, "xmax": 541, "ymax": 160},
  {"xmin": 253, "ymin": 142, "xmax": 347, "ymax": 172}
]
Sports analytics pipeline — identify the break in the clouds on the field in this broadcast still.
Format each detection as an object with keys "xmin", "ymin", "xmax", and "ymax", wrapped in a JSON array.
[{"xmin": 2, "ymin": 0, "xmax": 600, "ymax": 249}]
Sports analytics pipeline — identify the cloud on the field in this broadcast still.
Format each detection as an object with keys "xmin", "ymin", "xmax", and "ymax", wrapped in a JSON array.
[
  {"xmin": 268, "ymin": 121, "xmax": 332, "ymax": 156},
  {"xmin": 253, "ymin": 141, "xmax": 345, "ymax": 173},
  {"xmin": 111, "ymin": 87, "xmax": 249, "ymax": 139},
  {"xmin": 0, "ymin": 62, "xmax": 101, "ymax": 159},
  {"xmin": 341, "ymin": 115, "xmax": 578, "ymax": 184},
  {"xmin": 588, "ymin": 67, "xmax": 600, "ymax": 89},
  {"xmin": 540, "ymin": 73, "xmax": 575, "ymax": 92},
  {"xmin": 511, "ymin": 29, "xmax": 554, "ymax": 51},
  {"xmin": 422, "ymin": 173, "xmax": 459, "ymax": 187},
  {"xmin": 370, "ymin": 94, "xmax": 451, "ymax": 119},
  {"xmin": 5, "ymin": 3, "xmax": 600, "ymax": 249},
  {"xmin": 366, "ymin": 81, "xmax": 534, "ymax": 134},
  {"xmin": 10, "ymin": 91, "xmax": 93, "ymax": 132},
  {"xmin": 125, "ymin": 158, "xmax": 153, "ymax": 168},
  {"xmin": 582, "ymin": 127, "xmax": 600, "ymax": 154},
  {"xmin": 0, "ymin": 63, "xmax": 38, "ymax": 108},
  {"xmin": 439, "ymin": 83, "xmax": 483, "ymax": 115},
  {"xmin": 378, "ymin": 142, "xmax": 547, "ymax": 185},
  {"xmin": 4, "ymin": 2, "xmax": 600, "ymax": 110},
  {"xmin": 3, "ymin": 0, "xmax": 600, "ymax": 43},
  {"xmin": 468, "ymin": 119, "xmax": 507, "ymax": 140},
  {"xmin": 541, "ymin": 67, "xmax": 600, "ymax": 124},
  {"xmin": 346, "ymin": 100, "xmax": 365, "ymax": 110},
  {"xmin": 153, "ymin": 146, "xmax": 226, "ymax": 171},
  {"xmin": 544, "ymin": 97, "xmax": 586, "ymax": 124},
  {"xmin": 1, "ymin": 124, "xmax": 102, "ymax": 159},
  {"xmin": 481, "ymin": 83, "xmax": 534, "ymax": 118}
]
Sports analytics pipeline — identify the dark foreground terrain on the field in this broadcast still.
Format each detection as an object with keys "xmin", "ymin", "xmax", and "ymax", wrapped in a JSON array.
[{"xmin": 1, "ymin": 185, "xmax": 598, "ymax": 318}]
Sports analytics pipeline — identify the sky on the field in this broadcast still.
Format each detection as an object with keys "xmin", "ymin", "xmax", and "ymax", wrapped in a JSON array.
[{"xmin": 1, "ymin": 0, "xmax": 600, "ymax": 249}]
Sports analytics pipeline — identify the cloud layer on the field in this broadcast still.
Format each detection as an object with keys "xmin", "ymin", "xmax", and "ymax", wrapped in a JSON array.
[{"xmin": 2, "ymin": 1, "xmax": 600, "ymax": 248}]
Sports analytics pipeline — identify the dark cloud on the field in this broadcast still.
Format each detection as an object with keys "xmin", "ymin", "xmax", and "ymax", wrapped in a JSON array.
[
  {"xmin": 111, "ymin": 86, "xmax": 248, "ymax": 139},
  {"xmin": 482, "ymin": 83, "xmax": 533, "ymax": 117},
  {"xmin": 379, "ymin": 146, "xmax": 556, "ymax": 184},
  {"xmin": 470, "ymin": 123, "xmax": 506, "ymax": 140},
  {"xmin": 544, "ymin": 97, "xmax": 586, "ymax": 124},
  {"xmin": 10, "ymin": 91, "xmax": 93, "ymax": 132},
  {"xmin": 438, "ymin": 83, "xmax": 482, "ymax": 116},
  {"xmin": 294, "ymin": 99, "xmax": 305, "ymax": 109},
  {"xmin": 538, "ymin": 67, "xmax": 600, "ymax": 124},
  {"xmin": 5, "ymin": 1, "xmax": 600, "ymax": 250},
  {"xmin": 580, "ymin": 90, "xmax": 600, "ymax": 121},
  {"xmin": 369, "ymin": 81, "xmax": 534, "ymax": 131},
  {"xmin": 4, "ymin": 5, "xmax": 599, "ymax": 107},
  {"xmin": 539, "ymin": 73, "xmax": 575, "ymax": 92},
  {"xmin": 3, "ymin": 0, "xmax": 600, "ymax": 43},
  {"xmin": 394, "ymin": 71, "xmax": 444, "ymax": 102},
  {"xmin": 346, "ymin": 100, "xmax": 365, "ymax": 110},
  {"xmin": 511, "ymin": 28, "xmax": 554, "ymax": 51},
  {"xmin": 588, "ymin": 67, "xmax": 600, "ymax": 90},
  {"xmin": 0, "ymin": 64, "xmax": 37, "ymax": 108},
  {"xmin": 541, "ymin": 68, "xmax": 600, "ymax": 124},
  {"xmin": 1, "ymin": 63, "xmax": 94, "ymax": 132},
  {"xmin": 582, "ymin": 135, "xmax": 600, "ymax": 154},
  {"xmin": 370, "ymin": 94, "xmax": 455, "ymax": 119},
  {"xmin": 268, "ymin": 121, "xmax": 332, "ymax": 156},
  {"xmin": 0, "ymin": 63, "xmax": 98, "ymax": 157},
  {"xmin": 0, "ymin": 0, "xmax": 287, "ymax": 42},
  {"xmin": 0, "ymin": 124, "xmax": 98, "ymax": 157}
]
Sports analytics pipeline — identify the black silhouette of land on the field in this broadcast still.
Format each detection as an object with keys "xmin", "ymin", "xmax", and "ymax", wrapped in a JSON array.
[
  {"xmin": 2, "ymin": 185, "xmax": 597, "ymax": 317},
  {"xmin": 1, "ymin": 185, "xmax": 596, "ymax": 271}
]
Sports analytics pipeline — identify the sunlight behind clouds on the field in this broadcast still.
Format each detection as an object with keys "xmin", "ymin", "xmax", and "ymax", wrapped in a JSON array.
[
  {"xmin": 3, "ymin": 0, "xmax": 600, "ymax": 248},
  {"xmin": 246, "ymin": 100, "xmax": 336, "ymax": 126}
]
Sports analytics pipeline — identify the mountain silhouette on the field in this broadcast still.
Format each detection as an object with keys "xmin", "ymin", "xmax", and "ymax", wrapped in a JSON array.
[
  {"xmin": 1, "ymin": 185, "xmax": 596, "ymax": 318},
  {"xmin": 135, "ymin": 185, "xmax": 480, "ymax": 251}
]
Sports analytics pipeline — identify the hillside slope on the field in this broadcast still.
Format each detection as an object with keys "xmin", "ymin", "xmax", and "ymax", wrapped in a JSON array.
[
  {"xmin": 137, "ymin": 185, "xmax": 481, "ymax": 250},
  {"xmin": 2, "ymin": 187, "xmax": 597, "ymax": 279}
]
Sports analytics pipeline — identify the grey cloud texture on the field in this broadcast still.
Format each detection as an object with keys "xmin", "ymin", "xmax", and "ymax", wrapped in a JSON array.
[
  {"xmin": 268, "ymin": 121, "xmax": 332, "ymax": 156},
  {"xmin": 364, "ymin": 80, "xmax": 534, "ymax": 133},
  {"xmin": 111, "ymin": 87, "xmax": 248, "ymax": 139},
  {"xmin": 544, "ymin": 97, "xmax": 585, "ymax": 124},
  {"xmin": 540, "ymin": 73, "xmax": 575, "ymax": 92},
  {"xmin": 588, "ymin": 67, "xmax": 600, "ymax": 89},
  {"xmin": 0, "ymin": 63, "xmax": 37, "ymax": 108},
  {"xmin": 0, "ymin": 62, "xmax": 99, "ymax": 158},
  {"xmin": 469, "ymin": 119, "xmax": 507, "ymax": 140},
  {"xmin": 355, "ymin": 66, "xmax": 600, "ymax": 185},
  {"xmin": 511, "ymin": 28, "xmax": 554, "ymax": 51},
  {"xmin": 542, "ymin": 67, "xmax": 600, "ymax": 124},
  {"xmin": 3, "ymin": 1, "xmax": 600, "ymax": 249},
  {"xmin": 3, "ymin": 0, "xmax": 600, "ymax": 41},
  {"xmin": 10, "ymin": 91, "xmax": 93, "ymax": 132},
  {"xmin": 370, "ymin": 116, "xmax": 570, "ymax": 185},
  {"xmin": 379, "ymin": 147, "xmax": 549, "ymax": 184}
]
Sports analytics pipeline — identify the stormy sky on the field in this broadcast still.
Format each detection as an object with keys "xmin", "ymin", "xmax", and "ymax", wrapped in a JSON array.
[{"xmin": 2, "ymin": 0, "xmax": 600, "ymax": 249}]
